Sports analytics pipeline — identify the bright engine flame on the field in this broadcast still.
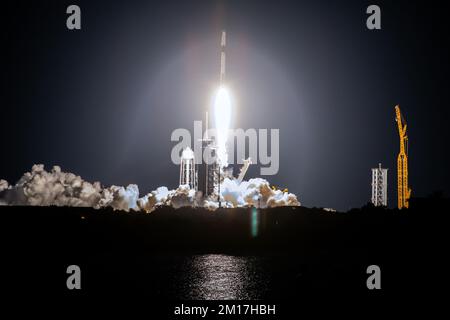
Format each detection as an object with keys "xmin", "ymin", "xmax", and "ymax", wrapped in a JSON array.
[{"xmin": 214, "ymin": 86, "xmax": 232, "ymax": 167}]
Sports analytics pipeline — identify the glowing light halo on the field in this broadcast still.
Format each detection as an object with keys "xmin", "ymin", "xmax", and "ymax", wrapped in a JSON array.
[{"xmin": 213, "ymin": 86, "xmax": 232, "ymax": 167}]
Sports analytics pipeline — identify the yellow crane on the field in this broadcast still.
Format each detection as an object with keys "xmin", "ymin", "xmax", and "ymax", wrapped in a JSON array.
[{"xmin": 395, "ymin": 105, "xmax": 412, "ymax": 209}]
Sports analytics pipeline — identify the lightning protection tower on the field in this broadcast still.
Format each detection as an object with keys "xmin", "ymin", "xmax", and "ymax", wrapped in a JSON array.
[
  {"xmin": 180, "ymin": 147, "xmax": 196, "ymax": 190},
  {"xmin": 371, "ymin": 163, "xmax": 388, "ymax": 207}
]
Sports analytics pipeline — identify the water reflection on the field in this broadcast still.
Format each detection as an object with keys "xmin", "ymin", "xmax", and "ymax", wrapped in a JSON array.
[{"xmin": 173, "ymin": 254, "xmax": 269, "ymax": 300}]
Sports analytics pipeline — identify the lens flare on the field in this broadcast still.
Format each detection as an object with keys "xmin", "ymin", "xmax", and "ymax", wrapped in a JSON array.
[
  {"xmin": 251, "ymin": 207, "xmax": 259, "ymax": 237},
  {"xmin": 214, "ymin": 86, "xmax": 232, "ymax": 167}
]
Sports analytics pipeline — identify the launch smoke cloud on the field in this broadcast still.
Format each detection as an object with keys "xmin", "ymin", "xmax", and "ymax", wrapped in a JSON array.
[
  {"xmin": 171, "ymin": 121, "xmax": 280, "ymax": 175},
  {"xmin": 0, "ymin": 164, "xmax": 298, "ymax": 211}
]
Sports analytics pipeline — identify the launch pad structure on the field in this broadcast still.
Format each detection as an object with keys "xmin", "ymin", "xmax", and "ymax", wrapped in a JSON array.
[
  {"xmin": 179, "ymin": 111, "xmax": 221, "ymax": 200},
  {"xmin": 197, "ymin": 111, "xmax": 219, "ymax": 198}
]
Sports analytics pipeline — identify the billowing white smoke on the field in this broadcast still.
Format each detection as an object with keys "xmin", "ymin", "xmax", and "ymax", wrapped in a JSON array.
[
  {"xmin": 205, "ymin": 177, "xmax": 300, "ymax": 210},
  {"xmin": 1, "ymin": 164, "xmax": 103, "ymax": 207},
  {"xmin": 98, "ymin": 184, "xmax": 139, "ymax": 211},
  {"xmin": 137, "ymin": 185, "xmax": 197, "ymax": 213},
  {"xmin": 0, "ymin": 179, "xmax": 9, "ymax": 192},
  {"xmin": 0, "ymin": 179, "xmax": 9, "ymax": 205},
  {"xmin": 0, "ymin": 164, "xmax": 300, "ymax": 212}
]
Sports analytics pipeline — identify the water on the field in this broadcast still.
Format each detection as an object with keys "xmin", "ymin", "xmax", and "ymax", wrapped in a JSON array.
[
  {"xmin": 169, "ymin": 255, "xmax": 270, "ymax": 300},
  {"xmin": 90, "ymin": 253, "xmax": 330, "ymax": 298}
]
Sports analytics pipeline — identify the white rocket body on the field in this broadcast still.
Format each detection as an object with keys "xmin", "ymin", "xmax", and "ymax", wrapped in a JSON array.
[{"xmin": 220, "ymin": 31, "xmax": 226, "ymax": 84}]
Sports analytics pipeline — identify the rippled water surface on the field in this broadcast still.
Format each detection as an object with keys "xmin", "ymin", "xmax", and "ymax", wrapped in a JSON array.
[
  {"xmin": 170, "ymin": 255, "xmax": 270, "ymax": 300},
  {"xmin": 91, "ymin": 253, "xmax": 339, "ymax": 299}
]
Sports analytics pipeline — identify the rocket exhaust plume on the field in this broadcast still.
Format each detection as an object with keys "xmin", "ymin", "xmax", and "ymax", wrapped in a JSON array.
[
  {"xmin": 214, "ymin": 86, "xmax": 231, "ymax": 167},
  {"xmin": 214, "ymin": 30, "xmax": 231, "ymax": 167}
]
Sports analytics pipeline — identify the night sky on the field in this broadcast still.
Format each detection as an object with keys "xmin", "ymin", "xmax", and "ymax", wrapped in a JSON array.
[{"xmin": 3, "ymin": 0, "xmax": 449, "ymax": 210}]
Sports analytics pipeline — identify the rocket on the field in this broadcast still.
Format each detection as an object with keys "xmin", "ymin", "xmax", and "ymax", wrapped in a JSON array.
[{"xmin": 220, "ymin": 30, "xmax": 226, "ymax": 84}]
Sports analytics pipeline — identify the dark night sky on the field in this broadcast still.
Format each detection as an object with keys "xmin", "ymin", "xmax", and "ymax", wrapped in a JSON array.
[{"xmin": 2, "ymin": 0, "xmax": 450, "ymax": 210}]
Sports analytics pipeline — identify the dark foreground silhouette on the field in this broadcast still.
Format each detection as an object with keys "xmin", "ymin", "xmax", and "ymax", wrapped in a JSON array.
[{"xmin": 1, "ymin": 197, "xmax": 447, "ymax": 303}]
